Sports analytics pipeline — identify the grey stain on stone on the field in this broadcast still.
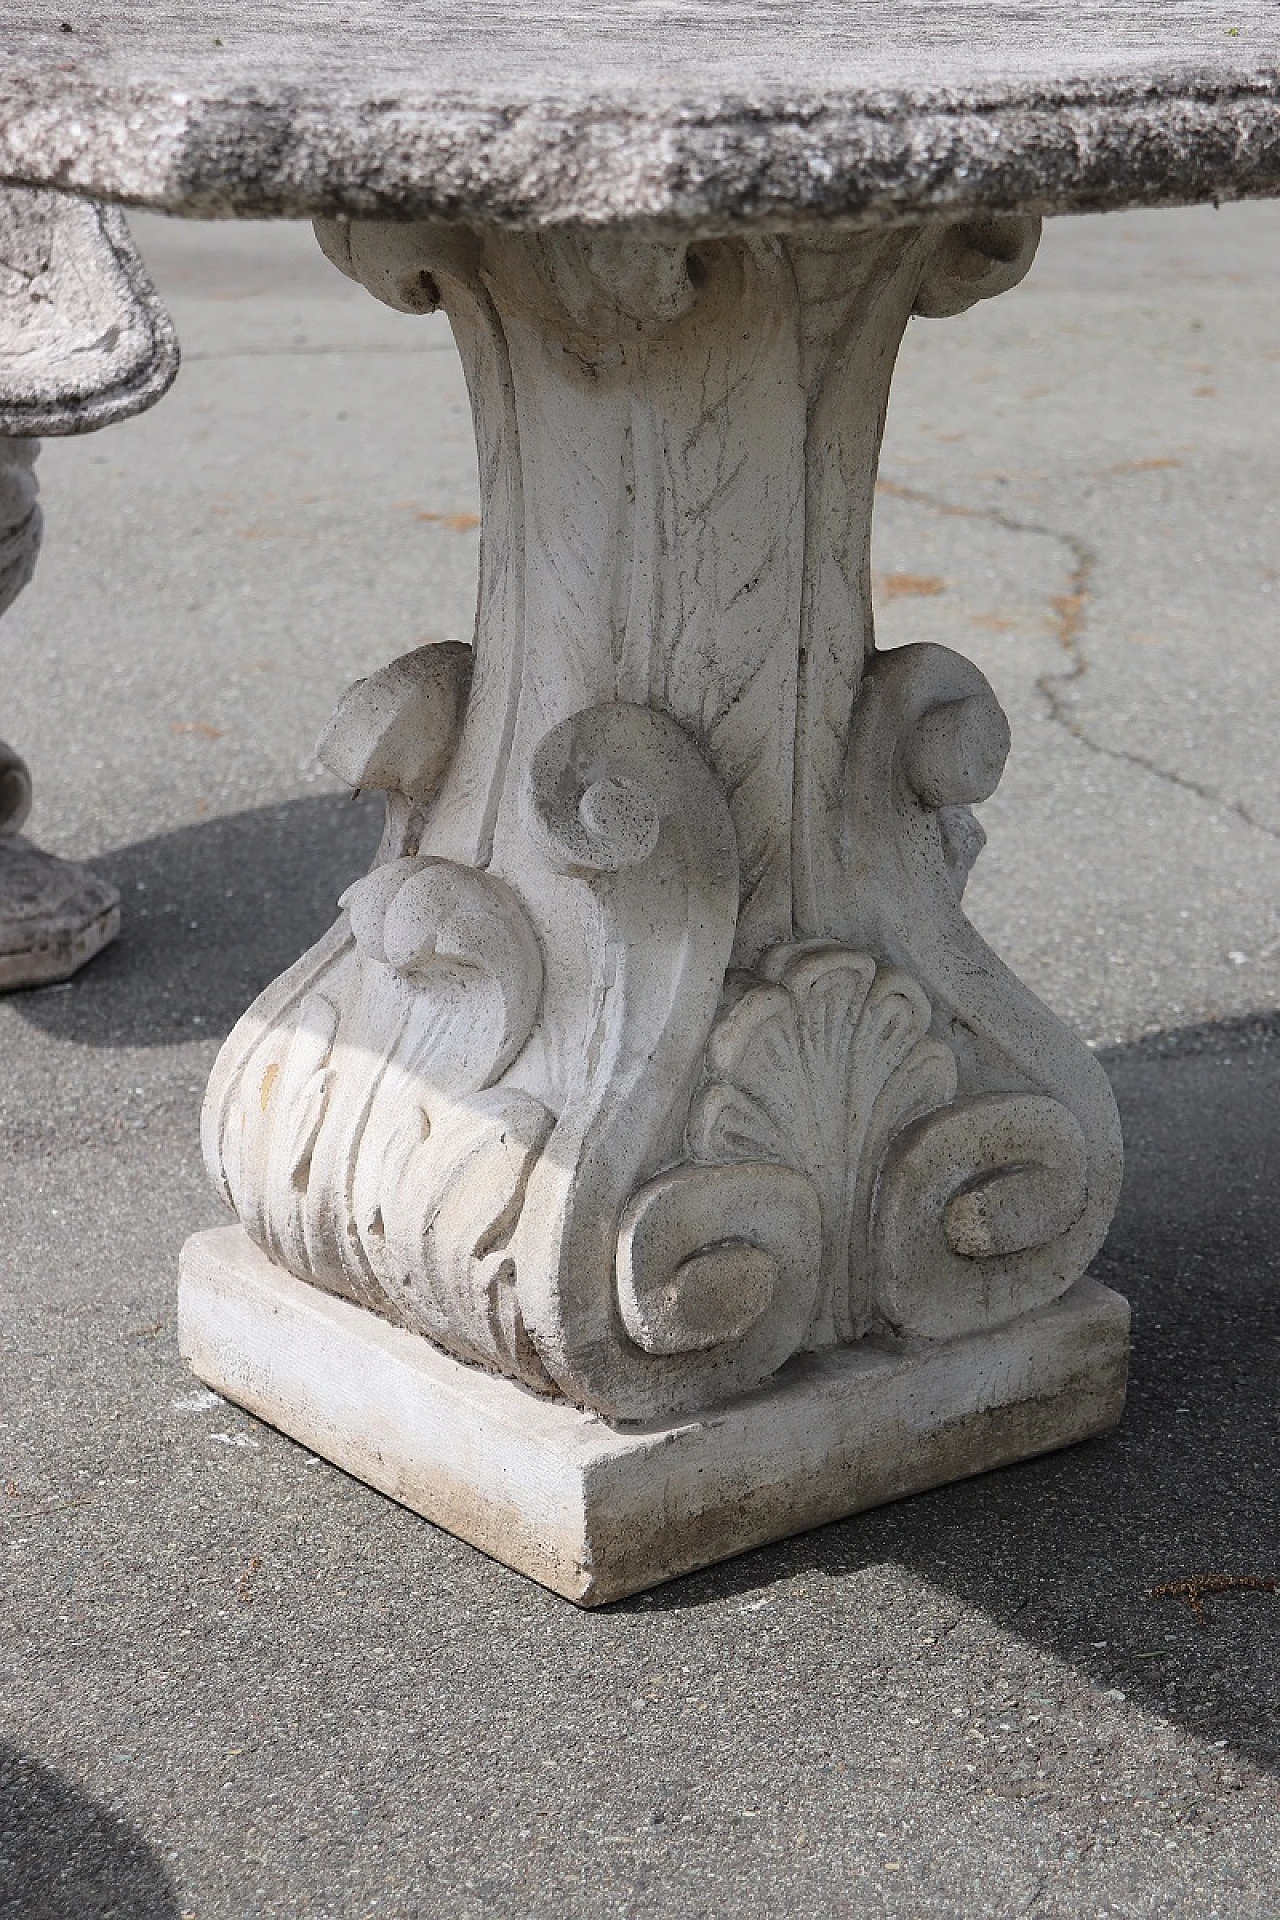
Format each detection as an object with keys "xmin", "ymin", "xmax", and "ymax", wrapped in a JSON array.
[{"xmin": 5, "ymin": 4, "xmax": 1280, "ymax": 227}]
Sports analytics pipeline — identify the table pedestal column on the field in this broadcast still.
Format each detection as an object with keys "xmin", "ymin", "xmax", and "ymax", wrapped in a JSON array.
[{"xmin": 181, "ymin": 214, "xmax": 1127, "ymax": 1603}]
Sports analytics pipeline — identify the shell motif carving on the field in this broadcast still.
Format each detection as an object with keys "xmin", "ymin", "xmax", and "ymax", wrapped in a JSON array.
[
  {"xmin": 657, "ymin": 932, "xmax": 1099, "ymax": 1353},
  {"xmin": 686, "ymin": 943, "xmax": 957, "ymax": 1347}
]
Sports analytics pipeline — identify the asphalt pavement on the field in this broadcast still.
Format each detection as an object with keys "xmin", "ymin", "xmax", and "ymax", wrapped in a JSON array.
[{"xmin": 1, "ymin": 202, "xmax": 1278, "ymax": 1918}]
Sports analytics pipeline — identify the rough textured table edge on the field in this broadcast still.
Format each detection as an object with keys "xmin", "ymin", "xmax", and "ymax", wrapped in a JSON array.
[
  {"xmin": 7, "ymin": 60, "xmax": 1280, "ymax": 227},
  {"xmin": 179, "ymin": 1226, "xmax": 1130, "ymax": 1605}
]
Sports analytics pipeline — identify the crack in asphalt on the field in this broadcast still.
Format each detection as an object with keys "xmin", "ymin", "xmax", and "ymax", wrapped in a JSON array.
[{"xmin": 877, "ymin": 476, "xmax": 1280, "ymax": 846}]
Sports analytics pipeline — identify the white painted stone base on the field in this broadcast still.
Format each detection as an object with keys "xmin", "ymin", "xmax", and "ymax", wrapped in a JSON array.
[{"xmin": 179, "ymin": 1226, "xmax": 1129, "ymax": 1606}]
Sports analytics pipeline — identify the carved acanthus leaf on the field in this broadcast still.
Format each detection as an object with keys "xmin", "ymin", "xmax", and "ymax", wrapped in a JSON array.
[
  {"xmin": 205, "ymin": 850, "xmax": 552, "ymax": 1388},
  {"xmin": 358, "ymin": 1082, "xmax": 555, "ymax": 1385}
]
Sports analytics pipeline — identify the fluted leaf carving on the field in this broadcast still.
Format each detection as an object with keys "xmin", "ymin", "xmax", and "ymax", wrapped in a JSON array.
[
  {"xmin": 688, "ymin": 942, "xmax": 957, "ymax": 1345},
  {"xmin": 204, "ymin": 851, "xmax": 553, "ymax": 1389}
]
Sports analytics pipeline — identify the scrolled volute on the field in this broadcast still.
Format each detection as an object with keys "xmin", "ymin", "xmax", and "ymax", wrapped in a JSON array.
[
  {"xmin": 313, "ymin": 216, "xmax": 461, "ymax": 314},
  {"xmin": 523, "ymin": 701, "xmax": 722, "ymax": 880},
  {"xmin": 317, "ymin": 642, "xmax": 473, "ymax": 806},
  {"xmin": 317, "ymin": 641, "xmax": 474, "ymax": 862},
  {"xmin": 839, "ymin": 642, "xmax": 1123, "ymax": 1346},
  {"xmin": 339, "ymin": 855, "xmax": 542, "ymax": 1089},
  {"xmin": 872, "ymin": 1092, "xmax": 1090, "ymax": 1340},
  {"xmin": 914, "ymin": 215, "xmax": 1041, "ymax": 320},
  {"xmin": 617, "ymin": 1161, "xmax": 821, "ymax": 1360}
]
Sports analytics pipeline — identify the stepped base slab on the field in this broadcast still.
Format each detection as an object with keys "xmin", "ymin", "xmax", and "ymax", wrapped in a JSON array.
[{"xmin": 178, "ymin": 1225, "xmax": 1129, "ymax": 1606}]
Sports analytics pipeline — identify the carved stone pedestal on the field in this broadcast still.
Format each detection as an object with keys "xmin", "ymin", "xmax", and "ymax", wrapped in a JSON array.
[
  {"xmin": 182, "ymin": 1228, "xmax": 1127, "ymax": 1606},
  {"xmin": 181, "ymin": 212, "xmax": 1128, "ymax": 1601},
  {"xmin": 0, "ymin": 190, "xmax": 177, "ymax": 992}
]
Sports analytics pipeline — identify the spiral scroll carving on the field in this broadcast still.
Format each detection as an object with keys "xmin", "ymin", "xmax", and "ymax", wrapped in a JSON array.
[
  {"xmin": 617, "ymin": 1161, "xmax": 821, "ymax": 1362},
  {"xmin": 872, "ymin": 1092, "xmax": 1090, "ymax": 1340},
  {"xmin": 833, "ymin": 642, "xmax": 1124, "ymax": 1324},
  {"xmin": 201, "ymin": 208, "xmax": 1122, "ymax": 1428},
  {"xmin": 512, "ymin": 699, "xmax": 754, "ymax": 1420}
]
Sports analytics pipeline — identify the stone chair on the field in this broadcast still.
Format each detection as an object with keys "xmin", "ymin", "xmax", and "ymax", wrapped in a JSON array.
[{"xmin": 0, "ymin": 186, "xmax": 176, "ymax": 988}]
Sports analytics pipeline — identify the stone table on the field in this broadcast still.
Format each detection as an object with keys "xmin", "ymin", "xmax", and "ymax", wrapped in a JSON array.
[{"xmin": 7, "ymin": 6, "xmax": 1280, "ymax": 1602}]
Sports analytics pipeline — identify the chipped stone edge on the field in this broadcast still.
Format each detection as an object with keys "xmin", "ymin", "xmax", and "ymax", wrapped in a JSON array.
[{"xmin": 4, "ymin": 63, "xmax": 1280, "ymax": 229}]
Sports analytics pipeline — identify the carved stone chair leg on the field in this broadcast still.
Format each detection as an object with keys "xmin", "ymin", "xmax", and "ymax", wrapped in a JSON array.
[
  {"xmin": 0, "ymin": 438, "xmax": 120, "ymax": 989},
  {"xmin": 180, "ymin": 215, "xmax": 1127, "ymax": 1604},
  {"xmin": 0, "ymin": 730, "xmax": 121, "ymax": 991},
  {"xmin": 0, "ymin": 189, "xmax": 178, "ymax": 992}
]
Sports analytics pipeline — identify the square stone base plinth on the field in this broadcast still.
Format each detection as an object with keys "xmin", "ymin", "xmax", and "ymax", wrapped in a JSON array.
[{"xmin": 178, "ymin": 1227, "xmax": 1129, "ymax": 1606}]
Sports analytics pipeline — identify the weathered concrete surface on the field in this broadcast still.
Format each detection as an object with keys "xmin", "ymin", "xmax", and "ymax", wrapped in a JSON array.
[
  {"xmin": 0, "ymin": 191, "xmax": 177, "ymax": 437},
  {"xmin": 1, "ymin": 203, "xmax": 1279, "ymax": 1913},
  {"xmin": 0, "ymin": 191, "xmax": 176, "ymax": 993},
  {"xmin": 6, "ymin": 5, "xmax": 1280, "ymax": 225},
  {"xmin": 179, "ymin": 1228, "xmax": 1128, "ymax": 1606},
  {"xmin": 205, "ymin": 210, "xmax": 1121, "ymax": 1449}
]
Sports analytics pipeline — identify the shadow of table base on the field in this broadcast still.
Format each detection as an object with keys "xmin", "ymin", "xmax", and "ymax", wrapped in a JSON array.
[{"xmin": 8, "ymin": 803, "xmax": 1279, "ymax": 1770}]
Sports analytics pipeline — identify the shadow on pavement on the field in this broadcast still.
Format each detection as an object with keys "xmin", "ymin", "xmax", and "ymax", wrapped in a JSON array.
[
  {"xmin": 620, "ymin": 1016, "xmax": 1280, "ymax": 1772},
  {"xmin": 10, "ymin": 793, "xmax": 382, "ymax": 1048},
  {"xmin": 0, "ymin": 1741, "xmax": 179, "ymax": 1918},
  {"xmin": 9, "ymin": 798, "xmax": 1279, "ymax": 1769}
]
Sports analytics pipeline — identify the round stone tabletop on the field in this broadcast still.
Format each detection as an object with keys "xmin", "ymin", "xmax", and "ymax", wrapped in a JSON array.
[{"xmin": 4, "ymin": 4, "xmax": 1280, "ymax": 228}]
